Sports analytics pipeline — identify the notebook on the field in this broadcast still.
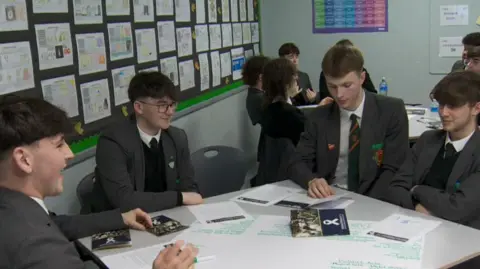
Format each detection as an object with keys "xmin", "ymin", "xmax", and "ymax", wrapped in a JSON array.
[{"xmin": 290, "ymin": 208, "xmax": 350, "ymax": 237}]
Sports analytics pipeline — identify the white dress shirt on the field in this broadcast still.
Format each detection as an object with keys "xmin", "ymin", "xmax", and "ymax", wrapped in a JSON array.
[
  {"xmin": 137, "ymin": 125, "xmax": 161, "ymax": 148},
  {"xmin": 30, "ymin": 196, "xmax": 48, "ymax": 214},
  {"xmin": 445, "ymin": 130, "xmax": 475, "ymax": 152}
]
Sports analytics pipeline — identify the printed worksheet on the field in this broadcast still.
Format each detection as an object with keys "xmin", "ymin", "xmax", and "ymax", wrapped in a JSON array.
[
  {"xmin": 156, "ymin": 0, "xmax": 173, "ymax": 15},
  {"xmin": 221, "ymin": 23, "xmax": 232, "ymax": 47},
  {"xmin": 76, "ymin": 32, "xmax": 107, "ymax": 75},
  {"xmin": 106, "ymin": 0, "xmax": 130, "ymax": 16},
  {"xmin": 251, "ymin": 22, "xmax": 259, "ymax": 43},
  {"xmin": 175, "ymin": 0, "xmax": 190, "ymax": 22},
  {"xmin": 0, "ymin": 41, "xmax": 34, "ymax": 94},
  {"xmin": 195, "ymin": 25, "xmax": 209, "ymax": 53},
  {"xmin": 221, "ymin": 0, "xmax": 230, "ymax": 22},
  {"xmin": 73, "ymin": 0, "xmax": 103, "ymax": 25},
  {"xmin": 220, "ymin": 52, "xmax": 231, "ymax": 77},
  {"xmin": 111, "ymin": 65, "xmax": 135, "ymax": 105},
  {"xmin": 41, "ymin": 75, "xmax": 79, "ymax": 118},
  {"xmin": 232, "ymin": 23, "xmax": 242, "ymax": 46},
  {"xmin": 157, "ymin": 21, "xmax": 176, "ymax": 53},
  {"xmin": 135, "ymin": 28, "xmax": 157, "ymax": 63},
  {"xmin": 140, "ymin": 66, "xmax": 159, "ymax": 72},
  {"xmin": 230, "ymin": 0, "xmax": 238, "ymax": 22},
  {"xmin": 239, "ymin": 0, "xmax": 246, "ymax": 21},
  {"xmin": 178, "ymin": 60, "xmax": 195, "ymax": 91},
  {"xmin": 80, "ymin": 79, "xmax": 111, "ymax": 124},
  {"xmin": 176, "ymin": 27, "xmax": 192, "ymax": 57},
  {"xmin": 195, "ymin": 0, "xmax": 205, "ymax": 23},
  {"xmin": 244, "ymin": 49, "xmax": 253, "ymax": 60},
  {"xmin": 0, "ymin": 0, "xmax": 28, "ymax": 31},
  {"xmin": 207, "ymin": 0, "xmax": 217, "ymax": 23},
  {"xmin": 160, "ymin": 56, "xmax": 179, "ymax": 86},
  {"xmin": 210, "ymin": 50, "xmax": 220, "ymax": 87},
  {"xmin": 134, "ymin": 0, "xmax": 154, "ymax": 22},
  {"xmin": 247, "ymin": 0, "xmax": 254, "ymax": 21},
  {"xmin": 107, "ymin": 22, "xmax": 134, "ymax": 61},
  {"xmin": 253, "ymin": 43, "xmax": 260, "ymax": 55},
  {"xmin": 242, "ymin": 22, "xmax": 252, "ymax": 44},
  {"xmin": 33, "ymin": 0, "xmax": 68, "ymax": 13},
  {"xmin": 231, "ymin": 47, "xmax": 244, "ymax": 80},
  {"xmin": 209, "ymin": 24, "xmax": 222, "ymax": 50},
  {"xmin": 35, "ymin": 23, "xmax": 74, "ymax": 70},
  {"xmin": 198, "ymin": 53, "xmax": 209, "ymax": 91}
]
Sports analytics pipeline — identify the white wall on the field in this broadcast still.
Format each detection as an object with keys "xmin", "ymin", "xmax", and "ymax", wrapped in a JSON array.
[
  {"xmin": 260, "ymin": 0, "xmax": 446, "ymax": 105},
  {"xmin": 46, "ymin": 90, "xmax": 261, "ymax": 214}
]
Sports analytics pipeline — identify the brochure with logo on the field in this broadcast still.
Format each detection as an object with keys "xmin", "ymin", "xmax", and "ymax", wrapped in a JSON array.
[
  {"xmin": 290, "ymin": 209, "xmax": 350, "ymax": 238},
  {"xmin": 91, "ymin": 229, "xmax": 132, "ymax": 251}
]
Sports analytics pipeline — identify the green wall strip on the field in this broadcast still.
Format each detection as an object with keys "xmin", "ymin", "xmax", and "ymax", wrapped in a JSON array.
[{"xmin": 69, "ymin": 81, "xmax": 244, "ymax": 154}]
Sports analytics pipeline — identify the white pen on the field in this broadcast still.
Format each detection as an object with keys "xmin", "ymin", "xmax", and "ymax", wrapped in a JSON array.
[{"xmin": 194, "ymin": 255, "xmax": 216, "ymax": 263}]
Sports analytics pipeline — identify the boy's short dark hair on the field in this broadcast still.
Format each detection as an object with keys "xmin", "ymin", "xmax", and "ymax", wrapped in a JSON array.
[
  {"xmin": 278, "ymin": 43, "xmax": 300, "ymax": 57},
  {"xmin": 462, "ymin": 32, "xmax": 480, "ymax": 46},
  {"xmin": 432, "ymin": 71, "xmax": 480, "ymax": 107},
  {"xmin": 322, "ymin": 45, "xmax": 364, "ymax": 78},
  {"xmin": 336, "ymin": 39, "xmax": 354, "ymax": 47},
  {"xmin": 466, "ymin": 46, "xmax": 480, "ymax": 59},
  {"xmin": 262, "ymin": 58, "xmax": 297, "ymax": 103},
  {"xmin": 128, "ymin": 71, "xmax": 177, "ymax": 103},
  {"xmin": 0, "ymin": 97, "xmax": 72, "ymax": 159},
  {"xmin": 242, "ymin": 56, "xmax": 270, "ymax": 86}
]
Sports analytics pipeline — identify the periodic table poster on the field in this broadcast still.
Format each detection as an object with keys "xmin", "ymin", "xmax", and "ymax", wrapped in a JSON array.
[{"xmin": 312, "ymin": 0, "xmax": 388, "ymax": 33}]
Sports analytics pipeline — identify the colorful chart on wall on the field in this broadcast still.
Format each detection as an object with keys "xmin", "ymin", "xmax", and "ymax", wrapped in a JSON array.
[{"xmin": 312, "ymin": 0, "xmax": 388, "ymax": 33}]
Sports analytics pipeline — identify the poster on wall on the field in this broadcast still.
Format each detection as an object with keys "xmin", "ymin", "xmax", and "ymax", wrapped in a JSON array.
[{"xmin": 312, "ymin": 0, "xmax": 388, "ymax": 34}]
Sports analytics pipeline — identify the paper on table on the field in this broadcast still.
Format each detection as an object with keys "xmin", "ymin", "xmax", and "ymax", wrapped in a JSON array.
[
  {"xmin": 160, "ymin": 56, "xmax": 179, "ymax": 86},
  {"xmin": 244, "ymin": 215, "xmax": 292, "ymax": 238},
  {"xmin": 41, "ymin": 75, "xmax": 79, "ymax": 118},
  {"xmin": 231, "ymin": 0, "xmax": 239, "ymax": 22},
  {"xmin": 232, "ymin": 23, "xmax": 243, "ymax": 46},
  {"xmin": 111, "ymin": 65, "xmax": 136, "ymax": 105},
  {"xmin": 207, "ymin": 0, "xmax": 217, "ymax": 22},
  {"xmin": 198, "ymin": 53, "xmax": 210, "ymax": 91},
  {"xmin": 247, "ymin": 0, "xmax": 254, "ymax": 21},
  {"xmin": 135, "ymin": 28, "xmax": 157, "ymax": 63},
  {"xmin": 440, "ymin": 5, "xmax": 469, "ymax": 26},
  {"xmin": 311, "ymin": 197, "xmax": 354, "ymax": 210},
  {"xmin": 157, "ymin": 21, "xmax": 176, "ymax": 53},
  {"xmin": 178, "ymin": 59, "xmax": 195, "ymax": 91},
  {"xmin": 220, "ymin": 52, "xmax": 231, "ymax": 77},
  {"xmin": 188, "ymin": 201, "xmax": 252, "ymax": 225},
  {"xmin": 0, "ymin": 41, "xmax": 35, "ymax": 94},
  {"xmin": 439, "ymin": 36, "xmax": 463, "ymax": 58},
  {"xmin": 80, "ymin": 79, "xmax": 111, "ymax": 124},
  {"xmin": 35, "ymin": 23, "xmax": 74, "ymax": 70},
  {"xmin": 73, "ymin": 0, "xmax": 103, "ymax": 25},
  {"xmin": 107, "ymin": 22, "xmax": 134, "ymax": 61},
  {"xmin": 231, "ymin": 47, "xmax": 244, "ymax": 80},
  {"xmin": 239, "ymin": 0, "xmax": 247, "ymax": 21},
  {"xmin": 221, "ymin": 0, "xmax": 230, "ymax": 22},
  {"xmin": 156, "ymin": 0, "xmax": 174, "ymax": 16},
  {"xmin": 364, "ymin": 213, "xmax": 441, "ymax": 243},
  {"xmin": 221, "ymin": 24, "xmax": 232, "ymax": 48},
  {"xmin": 232, "ymin": 185, "xmax": 300, "ymax": 207},
  {"xmin": 242, "ymin": 22, "xmax": 252, "ymax": 44},
  {"xmin": 209, "ymin": 24, "xmax": 222, "ymax": 50},
  {"xmin": 175, "ymin": 0, "xmax": 190, "ymax": 22},
  {"xmin": 76, "ymin": 32, "xmax": 107, "ymax": 75},
  {"xmin": 187, "ymin": 218, "xmax": 256, "ymax": 236},
  {"xmin": 276, "ymin": 192, "xmax": 348, "ymax": 209},
  {"xmin": 210, "ymin": 51, "xmax": 221, "ymax": 87},
  {"xmin": 195, "ymin": 0, "xmax": 206, "ymax": 23},
  {"xmin": 133, "ymin": 0, "xmax": 154, "ymax": 22},
  {"xmin": 33, "ymin": 0, "xmax": 68, "ymax": 13},
  {"xmin": 195, "ymin": 25, "xmax": 209, "ymax": 52}
]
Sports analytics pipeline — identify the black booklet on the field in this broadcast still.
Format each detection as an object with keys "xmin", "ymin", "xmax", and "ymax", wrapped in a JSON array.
[
  {"xmin": 91, "ymin": 229, "xmax": 132, "ymax": 251},
  {"xmin": 147, "ymin": 215, "xmax": 189, "ymax": 237},
  {"xmin": 290, "ymin": 209, "xmax": 350, "ymax": 238}
]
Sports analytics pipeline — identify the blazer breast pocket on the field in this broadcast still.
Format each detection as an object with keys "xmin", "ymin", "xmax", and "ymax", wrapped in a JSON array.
[{"xmin": 371, "ymin": 143, "xmax": 384, "ymax": 167}]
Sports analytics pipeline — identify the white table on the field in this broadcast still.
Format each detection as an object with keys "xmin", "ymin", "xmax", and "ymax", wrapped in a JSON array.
[{"xmin": 81, "ymin": 180, "xmax": 480, "ymax": 268}]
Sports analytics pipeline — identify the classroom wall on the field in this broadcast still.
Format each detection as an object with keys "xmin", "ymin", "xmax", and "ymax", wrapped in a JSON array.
[
  {"xmin": 45, "ymin": 90, "xmax": 261, "ymax": 214},
  {"xmin": 260, "ymin": 0, "xmax": 445, "ymax": 105}
]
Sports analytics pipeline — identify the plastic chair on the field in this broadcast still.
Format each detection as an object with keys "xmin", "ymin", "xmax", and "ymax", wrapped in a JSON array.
[
  {"xmin": 191, "ymin": 146, "xmax": 248, "ymax": 198},
  {"xmin": 76, "ymin": 172, "xmax": 95, "ymax": 214}
]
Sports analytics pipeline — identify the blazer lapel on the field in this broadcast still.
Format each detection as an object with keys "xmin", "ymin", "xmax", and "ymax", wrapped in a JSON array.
[
  {"xmin": 326, "ymin": 105, "xmax": 341, "ymax": 177},
  {"xmin": 161, "ymin": 130, "xmax": 178, "ymax": 190},
  {"xmin": 130, "ymin": 116, "xmax": 146, "ymax": 191},
  {"xmin": 358, "ymin": 93, "xmax": 377, "ymax": 182},
  {"xmin": 446, "ymin": 131, "xmax": 480, "ymax": 190},
  {"xmin": 417, "ymin": 132, "xmax": 445, "ymax": 185}
]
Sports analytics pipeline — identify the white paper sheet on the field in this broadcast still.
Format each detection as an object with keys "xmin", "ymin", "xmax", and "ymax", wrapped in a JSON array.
[
  {"xmin": 209, "ymin": 24, "xmax": 222, "ymax": 50},
  {"xmin": 195, "ymin": 25, "xmax": 209, "ymax": 52},
  {"xmin": 189, "ymin": 201, "xmax": 252, "ymax": 225},
  {"xmin": 364, "ymin": 214, "xmax": 441, "ymax": 243},
  {"xmin": 221, "ymin": 23, "xmax": 232, "ymax": 48},
  {"xmin": 239, "ymin": 0, "xmax": 247, "ymax": 21},
  {"xmin": 231, "ymin": 47, "xmax": 244, "ymax": 80},
  {"xmin": 311, "ymin": 197, "xmax": 355, "ymax": 210},
  {"xmin": 195, "ymin": 0, "xmax": 205, "ymax": 23},
  {"xmin": 157, "ymin": 21, "xmax": 176, "ymax": 53},
  {"xmin": 253, "ymin": 43, "xmax": 260, "ymax": 55},
  {"xmin": 140, "ymin": 66, "xmax": 159, "ymax": 72},
  {"xmin": 244, "ymin": 49, "xmax": 253, "ymax": 59},
  {"xmin": 176, "ymin": 27, "xmax": 193, "ymax": 57},
  {"xmin": 221, "ymin": 0, "xmax": 230, "ymax": 22},
  {"xmin": 106, "ymin": 0, "xmax": 130, "ymax": 16},
  {"xmin": 207, "ymin": 0, "xmax": 217, "ymax": 22},
  {"xmin": 41, "ymin": 75, "xmax": 79, "ymax": 118},
  {"xmin": 111, "ymin": 65, "xmax": 135, "ymax": 105},
  {"xmin": 439, "ymin": 36, "xmax": 463, "ymax": 58},
  {"xmin": 101, "ymin": 243, "xmax": 165, "ymax": 269},
  {"xmin": 251, "ymin": 22, "xmax": 259, "ymax": 43},
  {"xmin": 80, "ymin": 79, "xmax": 111, "ymax": 124},
  {"xmin": 175, "ymin": 0, "xmax": 190, "ymax": 22},
  {"xmin": 232, "ymin": 185, "xmax": 299, "ymax": 206},
  {"xmin": 135, "ymin": 28, "xmax": 157, "ymax": 63},
  {"xmin": 198, "ymin": 53, "xmax": 210, "ymax": 91},
  {"xmin": 160, "ymin": 56, "xmax": 179, "ymax": 86},
  {"xmin": 156, "ymin": 0, "xmax": 173, "ymax": 15},
  {"xmin": 107, "ymin": 22, "xmax": 134, "ymax": 61},
  {"xmin": 73, "ymin": 0, "xmax": 103, "ymax": 25},
  {"xmin": 247, "ymin": 0, "xmax": 254, "ymax": 21},
  {"xmin": 76, "ymin": 32, "xmax": 107, "ymax": 75},
  {"xmin": 220, "ymin": 52, "xmax": 232, "ymax": 77},
  {"xmin": 232, "ymin": 23, "xmax": 242, "ymax": 46},
  {"xmin": 276, "ymin": 192, "xmax": 348, "ymax": 209},
  {"xmin": 178, "ymin": 59, "xmax": 195, "ymax": 91},
  {"xmin": 35, "ymin": 23, "xmax": 74, "ymax": 70},
  {"xmin": 242, "ymin": 22, "xmax": 252, "ymax": 44},
  {"xmin": 440, "ymin": 5, "xmax": 469, "ymax": 26},
  {"xmin": 230, "ymin": 0, "xmax": 238, "ymax": 22},
  {"xmin": 134, "ymin": 0, "xmax": 154, "ymax": 22},
  {"xmin": 210, "ymin": 51, "xmax": 220, "ymax": 87},
  {"xmin": 33, "ymin": 0, "xmax": 68, "ymax": 13},
  {"xmin": 0, "ymin": 0, "xmax": 28, "ymax": 31},
  {"xmin": 0, "ymin": 41, "xmax": 35, "ymax": 94}
]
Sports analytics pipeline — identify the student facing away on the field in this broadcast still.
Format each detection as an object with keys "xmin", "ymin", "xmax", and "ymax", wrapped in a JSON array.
[
  {"xmin": 387, "ymin": 71, "xmax": 480, "ymax": 230},
  {"xmin": 244, "ymin": 55, "xmax": 270, "ymax": 126},
  {"xmin": 93, "ymin": 72, "xmax": 203, "ymax": 213},
  {"xmin": 288, "ymin": 45, "xmax": 409, "ymax": 200}
]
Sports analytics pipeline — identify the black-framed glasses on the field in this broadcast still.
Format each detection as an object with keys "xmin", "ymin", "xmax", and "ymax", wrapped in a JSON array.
[{"xmin": 138, "ymin": 100, "xmax": 177, "ymax": 113}]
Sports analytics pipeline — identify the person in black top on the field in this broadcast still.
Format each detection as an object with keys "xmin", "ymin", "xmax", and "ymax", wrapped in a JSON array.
[
  {"xmin": 318, "ymin": 39, "xmax": 377, "ymax": 103},
  {"xmin": 243, "ymin": 55, "xmax": 270, "ymax": 126},
  {"xmin": 262, "ymin": 58, "xmax": 306, "ymax": 146}
]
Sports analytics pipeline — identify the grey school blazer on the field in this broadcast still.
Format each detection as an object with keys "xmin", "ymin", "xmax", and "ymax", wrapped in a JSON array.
[
  {"xmin": 0, "ymin": 187, "xmax": 126, "ymax": 269},
  {"xmin": 93, "ymin": 116, "xmax": 199, "ymax": 213},
  {"xmin": 287, "ymin": 91, "xmax": 409, "ymax": 199},
  {"xmin": 387, "ymin": 130, "xmax": 480, "ymax": 230}
]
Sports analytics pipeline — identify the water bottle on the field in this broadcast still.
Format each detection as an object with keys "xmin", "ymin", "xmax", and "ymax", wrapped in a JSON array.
[
  {"xmin": 430, "ymin": 99, "xmax": 439, "ymax": 117},
  {"xmin": 379, "ymin": 77, "xmax": 388, "ymax": 96}
]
